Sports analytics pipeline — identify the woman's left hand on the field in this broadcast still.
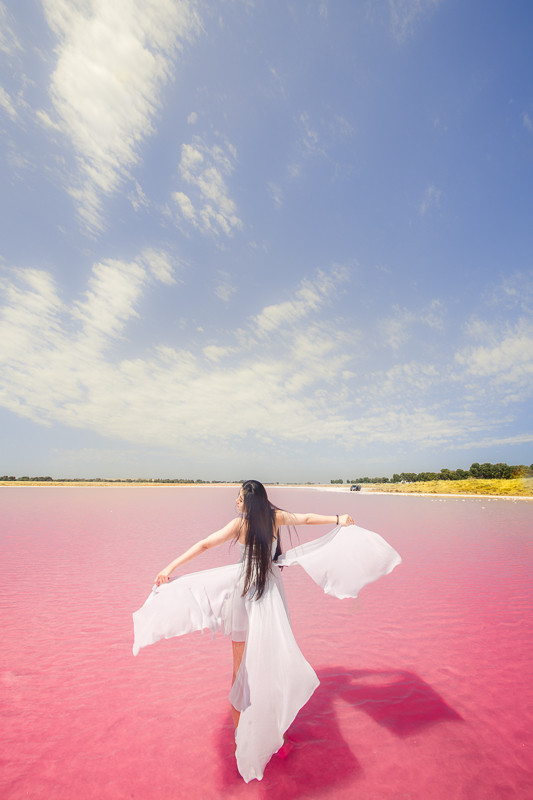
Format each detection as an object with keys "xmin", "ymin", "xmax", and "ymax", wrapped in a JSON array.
[
  {"xmin": 339, "ymin": 514, "xmax": 354, "ymax": 526},
  {"xmin": 154, "ymin": 569, "xmax": 171, "ymax": 586}
]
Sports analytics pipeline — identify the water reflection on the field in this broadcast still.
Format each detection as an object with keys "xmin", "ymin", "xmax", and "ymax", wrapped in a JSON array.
[
  {"xmin": 320, "ymin": 666, "xmax": 463, "ymax": 736},
  {"xmin": 216, "ymin": 666, "xmax": 461, "ymax": 797}
]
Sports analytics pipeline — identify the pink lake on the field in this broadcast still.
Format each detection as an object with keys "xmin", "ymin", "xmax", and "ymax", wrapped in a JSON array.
[{"xmin": 1, "ymin": 486, "xmax": 532, "ymax": 799}]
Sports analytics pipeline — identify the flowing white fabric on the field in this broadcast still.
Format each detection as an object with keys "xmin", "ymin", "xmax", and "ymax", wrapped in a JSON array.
[
  {"xmin": 229, "ymin": 567, "xmax": 320, "ymax": 782},
  {"xmin": 278, "ymin": 524, "xmax": 402, "ymax": 598},
  {"xmin": 132, "ymin": 524, "xmax": 401, "ymax": 782}
]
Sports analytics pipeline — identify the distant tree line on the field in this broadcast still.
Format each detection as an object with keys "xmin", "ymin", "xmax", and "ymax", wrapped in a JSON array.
[
  {"xmin": 335, "ymin": 462, "xmax": 533, "ymax": 484},
  {"xmin": 0, "ymin": 476, "xmax": 213, "ymax": 483},
  {"xmin": 0, "ymin": 475, "xmax": 54, "ymax": 481}
]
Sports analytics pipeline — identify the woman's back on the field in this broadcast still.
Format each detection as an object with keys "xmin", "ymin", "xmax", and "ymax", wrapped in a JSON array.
[
  {"xmin": 238, "ymin": 480, "xmax": 279, "ymax": 600},
  {"xmin": 238, "ymin": 538, "xmax": 278, "ymax": 560}
]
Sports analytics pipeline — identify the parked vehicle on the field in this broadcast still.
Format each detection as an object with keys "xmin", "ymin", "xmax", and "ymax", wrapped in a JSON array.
[{"xmin": 350, "ymin": 484, "xmax": 361, "ymax": 492}]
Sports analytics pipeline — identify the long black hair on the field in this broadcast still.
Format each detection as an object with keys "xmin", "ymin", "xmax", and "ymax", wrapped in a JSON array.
[{"xmin": 239, "ymin": 479, "xmax": 281, "ymax": 600}]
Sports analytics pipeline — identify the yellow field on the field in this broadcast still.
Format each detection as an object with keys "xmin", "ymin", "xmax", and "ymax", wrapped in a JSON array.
[{"xmin": 368, "ymin": 478, "xmax": 533, "ymax": 497}]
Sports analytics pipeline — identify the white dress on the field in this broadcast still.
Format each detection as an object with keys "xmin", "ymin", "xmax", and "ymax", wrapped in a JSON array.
[{"xmin": 132, "ymin": 524, "xmax": 401, "ymax": 783}]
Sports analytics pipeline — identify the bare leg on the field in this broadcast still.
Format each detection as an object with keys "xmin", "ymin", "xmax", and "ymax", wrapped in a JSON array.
[{"xmin": 231, "ymin": 640, "xmax": 245, "ymax": 730}]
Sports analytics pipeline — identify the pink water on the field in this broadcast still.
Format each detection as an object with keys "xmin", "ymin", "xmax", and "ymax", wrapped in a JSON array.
[{"xmin": 1, "ymin": 487, "xmax": 532, "ymax": 799}]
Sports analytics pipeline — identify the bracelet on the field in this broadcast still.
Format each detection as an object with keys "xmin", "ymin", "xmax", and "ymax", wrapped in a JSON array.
[{"xmin": 336, "ymin": 515, "xmax": 339, "ymax": 525}]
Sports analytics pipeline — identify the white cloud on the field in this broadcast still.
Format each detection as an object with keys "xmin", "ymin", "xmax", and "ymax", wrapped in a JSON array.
[
  {"xmin": 332, "ymin": 114, "xmax": 355, "ymax": 139},
  {"xmin": 268, "ymin": 65, "xmax": 285, "ymax": 93},
  {"xmin": 40, "ymin": 0, "xmax": 201, "ymax": 232},
  {"xmin": 0, "ymin": 259, "xmax": 358, "ymax": 451},
  {"xmin": 381, "ymin": 309, "xmax": 414, "ymax": 350},
  {"xmin": 0, "ymin": 259, "xmax": 530, "ymax": 458},
  {"xmin": 129, "ymin": 180, "xmax": 149, "ymax": 212},
  {"xmin": 214, "ymin": 271, "xmax": 236, "ymax": 303},
  {"xmin": 296, "ymin": 111, "xmax": 330, "ymax": 161},
  {"xmin": 203, "ymin": 344, "xmax": 234, "ymax": 362},
  {"xmin": 172, "ymin": 137, "xmax": 243, "ymax": 237},
  {"xmin": 343, "ymin": 407, "xmax": 482, "ymax": 448},
  {"xmin": 0, "ymin": 269, "xmax": 64, "ymax": 361},
  {"xmin": 299, "ymin": 112, "xmax": 321, "ymax": 156},
  {"xmin": 453, "ymin": 433, "xmax": 533, "ymax": 451},
  {"xmin": 420, "ymin": 184, "xmax": 442, "ymax": 215},
  {"xmin": 463, "ymin": 318, "xmax": 495, "ymax": 342},
  {"xmin": 71, "ymin": 259, "xmax": 148, "ymax": 340},
  {"xmin": 141, "ymin": 248, "xmax": 177, "ymax": 285},
  {"xmin": 187, "ymin": 111, "xmax": 198, "ymax": 124},
  {"xmin": 0, "ymin": 2, "xmax": 21, "ymax": 55},
  {"xmin": 455, "ymin": 319, "xmax": 533, "ymax": 394},
  {"xmin": 36, "ymin": 109, "xmax": 62, "ymax": 131},
  {"xmin": 378, "ymin": 361, "xmax": 441, "ymax": 396},
  {"xmin": 388, "ymin": 0, "xmax": 442, "ymax": 42},
  {"xmin": 284, "ymin": 321, "xmax": 355, "ymax": 392},
  {"xmin": 523, "ymin": 112, "xmax": 533, "ymax": 133},
  {"xmin": 268, "ymin": 182, "xmax": 283, "ymax": 209},
  {"xmin": 0, "ymin": 85, "xmax": 18, "ymax": 120},
  {"xmin": 173, "ymin": 191, "xmax": 196, "ymax": 223},
  {"xmin": 488, "ymin": 271, "xmax": 533, "ymax": 314},
  {"xmin": 380, "ymin": 300, "xmax": 444, "ymax": 350},
  {"xmin": 284, "ymin": 110, "xmax": 348, "ymax": 184},
  {"xmin": 252, "ymin": 266, "xmax": 349, "ymax": 336}
]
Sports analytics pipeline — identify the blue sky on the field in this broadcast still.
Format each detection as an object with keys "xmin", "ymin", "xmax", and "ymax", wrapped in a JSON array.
[{"xmin": 0, "ymin": 0, "xmax": 532, "ymax": 482}]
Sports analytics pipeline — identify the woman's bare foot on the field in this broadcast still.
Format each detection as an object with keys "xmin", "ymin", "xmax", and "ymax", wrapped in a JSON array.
[{"xmin": 278, "ymin": 735, "xmax": 293, "ymax": 759}]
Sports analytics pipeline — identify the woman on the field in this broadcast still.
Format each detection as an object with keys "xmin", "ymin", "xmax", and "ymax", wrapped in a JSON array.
[{"xmin": 133, "ymin": 480, "xmax": 401, "ymax": 783}]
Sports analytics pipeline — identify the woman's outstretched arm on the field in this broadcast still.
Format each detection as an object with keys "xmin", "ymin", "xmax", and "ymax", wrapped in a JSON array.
[
  {"xmin": 154, "ymin": 517, "xmax": 241, "ymax": 585},
  {"xmin": 275, "ymin": 510, "xmax": 354, "ymax": 527}
]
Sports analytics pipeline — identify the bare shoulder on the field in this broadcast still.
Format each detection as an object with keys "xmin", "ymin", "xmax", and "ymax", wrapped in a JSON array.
[
  {"xmin": 227, "ymin": 516, "xmax": 243, "ymax": 536},
  {"xmin": 275, "ymin": 508, "xmax": 293, "ymax": 526},
  {"xmin": 203, "ymin": 516, "xmax": 242, "ymax": 547}
]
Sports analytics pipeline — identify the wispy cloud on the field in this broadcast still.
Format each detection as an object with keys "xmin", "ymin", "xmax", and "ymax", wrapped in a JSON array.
[
  {"xmin": 453, "ymin": 433, "xmax": 533, "ymax": 451},
  {"xmin": 453, "ymin": 273, "xmax": 533, "ymax": 404},
  {"xmin": 388, "ymin": 0, "xmax": 442, "ymax": 42},
  {"xmin": 298, "ymin": 111, "xmax": 323, "ymax": 157},
  {"xmin": 0, "ymin": 260, "xmax": 355, "ymax": 451},
  {"xmin": 268, "ymin": 182, "xmax": 283, "ymax": 209},
  {"xmin": 141, "ymin": 249, "xmax": 177, "ymax": 286},
  {"xmin": 268, "ymin": 65, "xmax": 287, "ymax": 99},
  {"xmin": 420, "ymin": 184, "xmax": 442, "ymax": 215},
  {"xmin": 380, "ymin": 300, "xmax": 444, "ymax": 350},
  {"xmin": 0, "ymin": 258, "xmax": 531, "ymax": 458},
  {"xmin": 40, "ymin": 0, "xmax": 201, "ymax": 232},
  {"xmin": 71, "ymin": 258, "xmax": 148, "ymax": 341},
  {"xmin": 376, "ymin": 361, "xmax": 441, "ymax": 397},
  {"xmin": 252, "ymin": 266, "xmax": 349, "ymax": 336},
  {"xmin": 0, "ymin": 1, "xmax": 21, "ymax": 55},
  {"xmin": 0, "ymin": 86, "xmax": 18, "ymax": 120},
  {"xmin": 172, "ymin": 137, "xmax": 243, "ymax": 237},
  {"xmin": 455, "ymin": 318, "xmax": 533, "ymax": 398},
  {"xmin": 522, "ymin": 112, "xmax": 533, "ymax": 133},
  {"xmin": 128, "ymin": 180, "xmax": 149, "ymax": 212},
  {"xmin": 203, "ymin": 344, "xmax": 236, "ymax": 363},
  {"xmin": 214, "ymin": 271, "xmax": 236, "ymax": 303},
  {"xmin": 488, "ymin": 271, "xmax": 533, "ymax": 314}
]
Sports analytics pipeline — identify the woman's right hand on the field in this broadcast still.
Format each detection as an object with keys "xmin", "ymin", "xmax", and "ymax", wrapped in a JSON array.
[{"xmin": 339, "ymin": 514, "xmax": 354, "ymax": 527}]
